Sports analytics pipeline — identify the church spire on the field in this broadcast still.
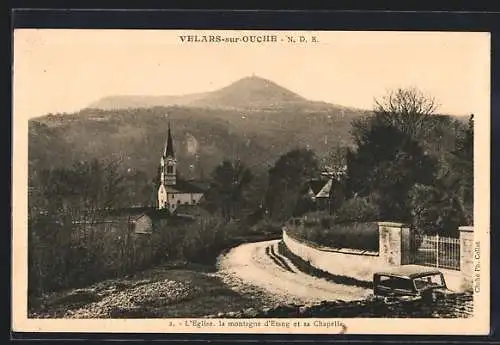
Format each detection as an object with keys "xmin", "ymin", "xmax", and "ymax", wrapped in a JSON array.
[{"xmin": 164, "ymin": 122, "xmax": 175, "ymax": 158}]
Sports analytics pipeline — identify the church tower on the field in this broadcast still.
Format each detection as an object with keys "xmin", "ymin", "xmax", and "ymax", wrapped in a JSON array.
[
  {"xmin": 158, "ymin": 123, "xmax": 177, "ymax": 209},
  {"xmin": 163, "ymin": 123, "xmax": 177, "ymax": 186}
]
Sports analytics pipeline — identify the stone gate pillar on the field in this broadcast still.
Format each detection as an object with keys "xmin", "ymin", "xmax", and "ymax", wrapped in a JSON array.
[
  {"xmin": 378, "ymin": 222, "xmax": 411, "ymax": 266},
  {"xmin": 459, "ymin": 226, "xmax": 474, "ymax": 291}
]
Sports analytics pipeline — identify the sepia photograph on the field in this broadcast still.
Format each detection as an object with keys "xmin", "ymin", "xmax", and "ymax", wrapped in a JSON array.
[{"xmin": 12, "ymin": 29, "xmax": 490, "ymax": 334}]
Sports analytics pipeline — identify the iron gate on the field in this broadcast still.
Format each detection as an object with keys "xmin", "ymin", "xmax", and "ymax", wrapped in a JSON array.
[{"xmin": 414, "ymin": 234, "xmax": 460, "ymax": 271}]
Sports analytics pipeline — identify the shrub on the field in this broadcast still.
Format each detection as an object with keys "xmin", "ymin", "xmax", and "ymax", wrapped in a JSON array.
[
  {"xmin": 306, "ymin": 226, "xmax": 325, "ymax": 243},
  {"xmin": 301, "ymin": 211, "xmax": 335, "ymax": 229},
  {"xmin": 178, "ymin": 217, "xmax": 228, "ymax": 263},
  {"xmin": 409, "ymin": 183, "xmax": 464, "ymax": 237},
  {"xmin": 293, "ymin": 195, "xmax": 318, "ymax": 217},
  {"xmin": 288, "ymin": 221, "xmax": 379, "ymax": 252},
  {"xmin": 463, "ymin": 203, "xmax": 473, "ymax": 226},
  {"xmin": 335, "ymin": 197, "xmax": 380, "ymax": 223},
  {"xmin": 303, "ymin": 219, "xmax": 319, "ymax": 228},
  {"xmin": 328, "ymin": 222, "xmax": 379, "ymax": 251},
  {"xmin": 28, "ymin": 212, "xmax": 226, "ymax": 299},
  {"xmin": 252, "ymin": 219, "xmax": 282, "ymax": 235},
  {"xmin": 320, "ymin": 217, "xmax": 332, "ymax": 229}
]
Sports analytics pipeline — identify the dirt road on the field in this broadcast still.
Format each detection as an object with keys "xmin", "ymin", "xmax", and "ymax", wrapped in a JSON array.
[{"xmin": 216, "ymin": 240, "xmax": 372, "ymax": 305}]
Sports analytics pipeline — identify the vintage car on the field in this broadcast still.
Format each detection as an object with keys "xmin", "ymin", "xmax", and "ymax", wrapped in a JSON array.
[{"xmin": 372, "ymin": 266, "xmax": 455, "ymax": 303}]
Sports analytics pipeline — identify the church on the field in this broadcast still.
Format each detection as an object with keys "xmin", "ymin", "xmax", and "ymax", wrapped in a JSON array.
[{"xmin": 157, "ymin": 123, "xmax": 206, "ymax": 213}]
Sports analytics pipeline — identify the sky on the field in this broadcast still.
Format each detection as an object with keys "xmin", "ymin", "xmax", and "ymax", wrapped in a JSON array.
[{"xmin": 13, "ymin": 29, "xmax": 490, "ymax": 119}]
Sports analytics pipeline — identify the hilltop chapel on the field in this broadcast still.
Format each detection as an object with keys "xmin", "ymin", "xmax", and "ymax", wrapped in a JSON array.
[{"xmin": 157, "ymin": 123, "xmax": 206, "ymax": 213}]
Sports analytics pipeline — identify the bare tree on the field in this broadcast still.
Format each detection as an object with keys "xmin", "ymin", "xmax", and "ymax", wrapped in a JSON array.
[{"xmin": 374, "ymin": 87, "xmax": 440, "ymax": 140}]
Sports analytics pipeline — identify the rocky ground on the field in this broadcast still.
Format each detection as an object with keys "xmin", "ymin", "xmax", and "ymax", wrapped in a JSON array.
[{"xmin": 29, "ymin": 261, "xmax": 272, "ymax": 319}]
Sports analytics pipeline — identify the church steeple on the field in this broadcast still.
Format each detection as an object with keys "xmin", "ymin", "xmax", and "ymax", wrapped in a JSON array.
[
  {"xmin": 158, "ymin": 121, "xmax": 178, "ymax": 209},
  {"xmin": 160, "ymin": 121, "xmax": 177, "ymax": 187},
  {"xmin": 164, "ymin": 122, "xmax": 175, "ymax": 158}
]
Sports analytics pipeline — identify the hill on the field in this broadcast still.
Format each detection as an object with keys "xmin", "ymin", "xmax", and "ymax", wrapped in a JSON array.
[
  {"xmin": 31, "ymin": 76, "xmax": 369, "ymax": 184},
  {"xmin": 29, "ymin": 105, "xmax": 362, "ymax": 178},
  {"xmin": 88, "ymin": 75, "xmax": 359, "ymax": 113},
  {"xmin": 87, "ymin": 93, "xmax": 209, "ymax": 110},
  {"xmin": 186, "ymin": 76, "xmax": 306, "ymax": 110},
  {"xmin": 29, "ymin": 104, "xmax": 364, "ymax": 207}
]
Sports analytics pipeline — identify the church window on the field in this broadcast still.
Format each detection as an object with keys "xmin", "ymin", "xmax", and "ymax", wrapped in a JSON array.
[
  {"xmin": 177, "ymin": 200, "xmax": 181, "ymax": 204},
  {"xmin": 167, "ymin": 166, "xmax": 174, "ymax": 173}
]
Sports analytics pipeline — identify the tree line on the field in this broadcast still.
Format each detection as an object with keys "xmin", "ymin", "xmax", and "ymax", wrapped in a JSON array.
[{"xmin": 29, "ymin": 87, "xmax": 473, "ymax": 237}]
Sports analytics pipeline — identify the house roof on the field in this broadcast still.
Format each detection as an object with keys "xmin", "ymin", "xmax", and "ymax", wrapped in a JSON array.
[
  {"xmin": 75, "ymin": 206, "xmax": 171, "ymax": 223},
  {"xmin": 186, "ymin": 180, "xmax": 210, "ymax": 191},
  {"xmin": 90, "ymin": 207, "xmax": 151, "ymax": 220},
  {"xmin": 315, "ymin": 179, "xmax": 333, "ymax": 198},
  {"xmin": 165, "ymin": 179, "xmax": 207, "ymax": 194},
  {"xmin": 302, "ymin": 179, "xmax": 332, "ymax": 197},
  {"xmin": 302, "ymin": 179, "xmax": 324, "ymax": 195},
  {"xmin": 174, "ymin": 204, "xmax": 212, "ymax": 218}
]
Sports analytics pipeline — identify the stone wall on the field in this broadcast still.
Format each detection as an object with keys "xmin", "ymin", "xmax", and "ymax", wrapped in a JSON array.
[
  {"xmin": 283, "ymin": 230, "xmax": 380, "ymax": 282},
  {"xmin": 283, "ymin": 221, "xmax": 472, "ymax": 292},
  {"xmin": 459, "ymin": 226, "xmax": 474, "ymax": 291},
  {"xmin": 378, "ymin": 222, "xmax": 408, "ymax": 266}
]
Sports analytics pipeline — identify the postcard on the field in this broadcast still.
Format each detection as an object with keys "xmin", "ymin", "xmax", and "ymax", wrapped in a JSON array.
[{"xmin": 12, "ymin": 29, "xmax": 490, "ymax": 335}]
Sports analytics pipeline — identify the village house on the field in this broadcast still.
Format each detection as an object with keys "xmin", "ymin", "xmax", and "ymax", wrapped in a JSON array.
[
  {"xmin": 304, "ymin": 178, "xmax": 333, "ymax": 210},
  {"xmin": 71, "ymin": 207, "xmax": 169, "ymax": 235},
  {"xmin": 300, "ymin": 167, "xmax": 347, "ymax": 215}
]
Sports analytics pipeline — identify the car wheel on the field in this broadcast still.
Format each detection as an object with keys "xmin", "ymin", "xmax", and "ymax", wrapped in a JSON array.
[
  {"xmin": 366, "ymin": 294, "xmax": 376, "ymax": 302},
  {"xmin": 383, "ymin": 297, "xmax": 398, "ymax": 305},
  {"xmin": 422, "ymin": 290, "xmax": 437, "ymax": 303}
]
